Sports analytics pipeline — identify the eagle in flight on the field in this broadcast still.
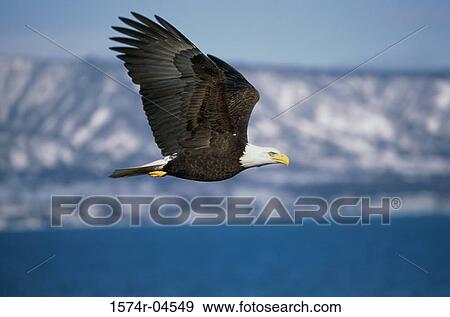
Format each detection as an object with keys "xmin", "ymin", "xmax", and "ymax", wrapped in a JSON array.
[{"xmin": 109, "ymin": 12, "xmax": 289, "ymax": 181}]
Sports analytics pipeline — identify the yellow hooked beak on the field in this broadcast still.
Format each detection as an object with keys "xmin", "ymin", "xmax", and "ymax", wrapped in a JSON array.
[{"xmin": 270, "ymin": 153, "xmax": 289, "ymax": 166}]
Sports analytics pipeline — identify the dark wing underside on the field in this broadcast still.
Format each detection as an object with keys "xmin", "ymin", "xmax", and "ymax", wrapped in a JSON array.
[
  {"xmin": 111, "ymin": 13, "xmax": 259, "ymax": 155},
  {"xmin": 207, "ymin": 55, "xmax": 259, "ymax": 142}
]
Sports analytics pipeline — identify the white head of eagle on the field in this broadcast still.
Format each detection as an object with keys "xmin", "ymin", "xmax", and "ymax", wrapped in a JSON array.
[{"xmin": 240, "ymin": 144, "xmax": 289, "ymax": 168}]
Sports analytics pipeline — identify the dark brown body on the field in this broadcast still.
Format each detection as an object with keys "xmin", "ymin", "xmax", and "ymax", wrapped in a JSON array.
[{"xmin": 164, "ymin": 133, "xmax": 246, "ymax": 181}]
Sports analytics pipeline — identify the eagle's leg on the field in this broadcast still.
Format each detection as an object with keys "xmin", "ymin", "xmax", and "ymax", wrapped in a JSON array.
[{"xmin": 148, "ymin": 171, "xmax": 167, "ymax": 177}]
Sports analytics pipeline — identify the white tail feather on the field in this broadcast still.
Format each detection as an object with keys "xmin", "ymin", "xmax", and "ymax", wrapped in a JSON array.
[{"xmin": 109, "ymin": 155, "xmax": 175, "ymax": 178}]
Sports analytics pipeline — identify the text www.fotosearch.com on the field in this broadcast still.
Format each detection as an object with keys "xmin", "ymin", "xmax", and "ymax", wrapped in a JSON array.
[{"xmin": 202, "ymin": 300, "xmax": 342, "ymax": 313}]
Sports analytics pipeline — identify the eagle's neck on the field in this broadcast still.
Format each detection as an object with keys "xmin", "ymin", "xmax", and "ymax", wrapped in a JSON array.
[{"xmin": 239, "ymin": 144, "xmax": 273, "ymax": 168}]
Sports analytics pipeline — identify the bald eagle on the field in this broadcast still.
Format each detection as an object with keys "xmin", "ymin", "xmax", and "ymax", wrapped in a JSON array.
[{"xmin": 109, "ymin": 13, "xmax": 289, "ymax": 181}]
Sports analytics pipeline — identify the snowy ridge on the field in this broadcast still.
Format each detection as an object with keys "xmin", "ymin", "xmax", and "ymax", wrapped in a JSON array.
[
  {"xmin": 1, "ymin": 57, "xmax": 450, "ymax": 230},
  {"xmin": 1, "ymin": 57, "xmax": 449, "ymax": 180}
]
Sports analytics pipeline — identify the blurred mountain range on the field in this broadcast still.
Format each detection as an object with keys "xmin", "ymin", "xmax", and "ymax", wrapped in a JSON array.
[{"xmin": 1, "ymin": 56, "xmax": 450, "ymax": 229}]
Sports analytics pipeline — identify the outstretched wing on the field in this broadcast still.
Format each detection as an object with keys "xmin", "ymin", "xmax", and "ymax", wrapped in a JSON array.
[
  {"xmin": 110, "ymin": 13, "xmax": 234, "ymax": 156},
  {"xmin": 207, "ymin": 55, "xmax": 260, "ymax": 142}
]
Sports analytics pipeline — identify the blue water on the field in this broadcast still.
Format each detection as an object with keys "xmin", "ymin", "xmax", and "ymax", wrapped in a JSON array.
[{"xmin": 1, "ymin": 216, "xmax": 450, "ymax": 296}]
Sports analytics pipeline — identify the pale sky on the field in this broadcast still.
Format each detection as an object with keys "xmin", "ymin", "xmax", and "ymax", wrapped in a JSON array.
[{"xmin": 1, "ymin": 0, "xmax": 449, "ymax": 70}]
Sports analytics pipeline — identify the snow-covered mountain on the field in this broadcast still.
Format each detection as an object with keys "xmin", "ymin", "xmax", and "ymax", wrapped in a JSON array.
[
  {"xmin": 2, "ymin": 57, "xmax": 450, "ymax": 179},
  {"xmin": 1, "ymin": 56, "xmax": 450, "ymax": 229}
]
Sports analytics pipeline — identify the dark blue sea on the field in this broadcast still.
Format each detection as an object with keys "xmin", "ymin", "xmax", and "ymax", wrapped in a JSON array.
[{"xmin": 1, "ymin": 216, "xmax": 449, "ymax": 296}]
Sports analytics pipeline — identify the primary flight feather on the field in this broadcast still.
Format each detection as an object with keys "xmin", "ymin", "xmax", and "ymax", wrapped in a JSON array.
[{"xmin": 109, "ymin": 12, "xmax": 289, "ymax": 181}]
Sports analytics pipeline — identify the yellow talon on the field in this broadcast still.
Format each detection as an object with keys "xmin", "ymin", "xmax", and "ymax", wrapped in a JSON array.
[{"xmin": 148, "ymin": 170, "xmax": 167, "ymax": 177}]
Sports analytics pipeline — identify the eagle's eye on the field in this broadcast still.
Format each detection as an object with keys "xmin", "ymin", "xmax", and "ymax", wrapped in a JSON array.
[{"xmin": 268, "ymin": 151, "xmax": 277, "ymax": 156}]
